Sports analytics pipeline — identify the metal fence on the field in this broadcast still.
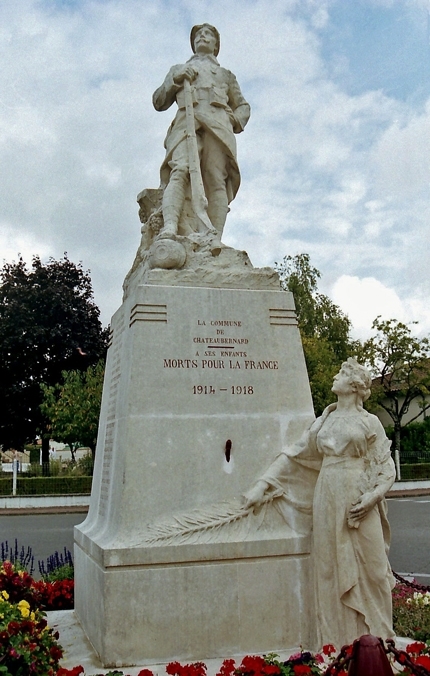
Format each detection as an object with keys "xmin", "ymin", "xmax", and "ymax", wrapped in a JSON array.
[
  {"xmin": 399, "ymin": 449, "xmax": 430, "ymax": 465},
  {"xmin": 0, "ymin": 457, "xmax": 94, "ymax": 496}
]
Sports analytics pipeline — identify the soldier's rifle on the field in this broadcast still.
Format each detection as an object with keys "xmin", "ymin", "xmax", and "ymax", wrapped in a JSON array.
[{"xmin": 183, "ymin": 77, "xmax": 221, "ymax": 255}]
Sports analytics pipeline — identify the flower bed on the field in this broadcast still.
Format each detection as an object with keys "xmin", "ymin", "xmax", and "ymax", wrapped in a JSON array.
[
  {"xmin": 1, "ymin": 556, "xmax": 430, "ymax": 676},
  {"xmin": 0, "ymin": 589, "xmax": 63, "ymax": 675},
  {"xmin": 393, "ymin": 585, "xmax": 430, "ymax": 641},
  {"xmin": 56, "ymin": 642, "xmax": 430, "ymax": 676},
  {"xmin": 0, "ymin": 561, "xmax": 74, "ymax": 611}
]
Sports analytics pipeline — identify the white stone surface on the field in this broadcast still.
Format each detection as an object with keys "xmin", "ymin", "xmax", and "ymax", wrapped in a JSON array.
[
  {"xmin": 50, "ymin": 610, "xmax": 302, "ymax": 676},
  {"xmin": 75, "ymin": 280, "xmax": 316, "ymax": 666}
]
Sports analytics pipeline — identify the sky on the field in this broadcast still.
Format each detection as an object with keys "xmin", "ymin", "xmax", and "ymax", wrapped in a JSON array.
[{"xmin": 0, "ymin": 0, "xmax": 429, "ymax": 340}]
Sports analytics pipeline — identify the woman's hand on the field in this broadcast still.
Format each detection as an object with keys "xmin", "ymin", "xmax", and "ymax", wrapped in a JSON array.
[
  {"xmin": 347, "ymin": 491, "xmax": 377, "ymax": 527},
  {"xmin": 242, "ymin": 480, "xmax": 269, "ymax": 510}
]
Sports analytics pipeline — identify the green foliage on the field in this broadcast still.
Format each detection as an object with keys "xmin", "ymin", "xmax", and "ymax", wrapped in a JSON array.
[
  {"xmin": 23, "ymin": 457, "xmax": 93, "ymax": 478},
  {"xmin": 24, "ymin": 445, "xmax": 40, "ymax": 464},
  {"xmin": 358, "ymin": 317, "xmax": 430, "ymax": 467},
  {"xmin": 42, "ymin": 564, "xmax": 75, "ymax": 582},
  {"xmin": 399, "ymin": 463, "xmax": 430, "ymax": 480},
  {"xmin": 386, "ymin": 417, "xmax": 430, "ymax": 463},
  {"xmin": 0, "ymin": 255, "xmax": 108, "ymax": 453},
  {"xmin": 40, "ymin": 362, "xmax": 104, "ymax": 461},
  {"xmin": 39, "ymin": 549, "xmax": 74, "ymax": 582},
  {"xmin": 275, "ymin": 254, "xmax": 357, "ymax": 415},
  {"xmin": 77, "ymin": 453, "xmax": 94, "ymax": 476},
  {"xmin": 361, "ymin": 317, "xmax": 430, "ymax": 417}
]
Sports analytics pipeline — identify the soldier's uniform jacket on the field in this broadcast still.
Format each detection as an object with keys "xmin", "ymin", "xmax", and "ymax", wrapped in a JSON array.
[{"xmin": 153, "ymin": 53, "xmax": 250, "ymax": 203}]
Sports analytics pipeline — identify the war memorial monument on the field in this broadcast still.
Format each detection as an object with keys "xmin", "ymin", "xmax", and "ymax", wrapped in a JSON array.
[{"xmin": 74, "ymin": 23, "xmax": 395, "ymax": 668}]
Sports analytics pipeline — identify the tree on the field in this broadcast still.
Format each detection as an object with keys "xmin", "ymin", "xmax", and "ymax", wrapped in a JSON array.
[
  {"xmin": 40, "ymin": 361, "xmax": 105, "ymax": 463},
  {"xmin": 359, "ymin": 316, "xmax": 430, "ymax": 479},
  {"xmin": 275, "ymin": 254, "xmax": 357, "ymax": 415},
  {"xmin": 0, "ymin": 255, "xmax": 108, "ymax": 466}
]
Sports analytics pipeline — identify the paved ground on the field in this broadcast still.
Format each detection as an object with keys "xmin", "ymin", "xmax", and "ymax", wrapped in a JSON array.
[{"xmin": 49, "ymin": 610, "xmax": 412, "ymax": 676}]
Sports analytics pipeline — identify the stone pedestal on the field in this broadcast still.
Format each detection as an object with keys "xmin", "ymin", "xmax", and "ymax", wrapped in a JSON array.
[{"xmin": 74, "ymin": 275, "xmax": 316, "ymax": 667}]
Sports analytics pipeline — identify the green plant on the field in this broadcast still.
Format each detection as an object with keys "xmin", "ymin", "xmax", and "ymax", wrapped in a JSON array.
[
  {"xmin": 0, "ymin": 589, "xmax": 63, "ymax": 675},
  {"xmin": 76, "ymin": 453, "xmax": 94, "ymax": 476},
  {"xmin": 25, "ymin": 446, "xmax": 40, "ymax": 465},
  {"xmin": 0, "ymin": 540, "xmax": 35, "ymax": 575},
  {"xmin": 399, "ymin": 463, "xmax": 430, "ymax": 481},
  {"xmin": 386, "ymin": 419, "xmax": 430, "ymax": 465},
  {"xmin": 393, "ymin": 585, "xmax": 430, "ymax": 641},
  {"xmin": 39, "ymin": 549, "xmax": 74, "ymax": 582}
]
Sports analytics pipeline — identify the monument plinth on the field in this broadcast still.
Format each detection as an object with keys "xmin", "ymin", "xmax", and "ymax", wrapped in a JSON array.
[
  {"xmin": 75, "ymin": 23, "xmax": 316, "ymax": 668},
  {"xmin": 75, "ymin": 262, "xmax": 316, "ymax": 665}
]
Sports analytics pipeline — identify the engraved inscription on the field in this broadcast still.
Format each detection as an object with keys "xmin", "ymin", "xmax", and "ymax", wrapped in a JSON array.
[
  {"xmin": 99, "ymin": 422, "xmax": 115, "ymax": 517},
  {"xmin": 192, "ymin": 385, "xmax": 254, "ymax": 395},
  {"xmin": 162, "ymin": 314, "xmax": 281, "ymax": 399}
]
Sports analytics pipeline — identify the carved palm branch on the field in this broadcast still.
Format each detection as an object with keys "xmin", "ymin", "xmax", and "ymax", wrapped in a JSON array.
[{"xmin": 143, "ymin": 488, "xmax": 284, "ymax": 545}]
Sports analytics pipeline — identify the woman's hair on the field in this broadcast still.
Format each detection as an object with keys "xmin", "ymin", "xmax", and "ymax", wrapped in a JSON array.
[{"xmin": 341, "ymin": 357, "xmax": 372, "ymax": 403}]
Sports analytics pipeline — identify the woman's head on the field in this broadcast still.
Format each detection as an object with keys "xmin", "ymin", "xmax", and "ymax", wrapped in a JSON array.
[{"xmin": 334, "ymin": 358, "xmax": 372, "ymax": 404}]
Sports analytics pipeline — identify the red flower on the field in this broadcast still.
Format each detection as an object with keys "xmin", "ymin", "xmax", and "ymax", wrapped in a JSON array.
[
  {"xmin": 49, "ymin": 644, "xmax": 63, "ymax": 661},
  {"xmin": 240, "ymin": 655, "xmax": 266, "ymax": 673},
  {"xmin": 20, "ymin": 619, "xmax": 35, "ymax": 634},
  {"xmin": 32, "ymin": 578, "xmax": 75, "ymax": 610},
  {"xmin": 406, "ymin": 642, "xmax": 426, "ymax": 654},
  {"xmin": 263, "ymin": 666, "xmax": 280, "ymax": 676},
  {"xmin": 7, "ymin": 621, "xmax": 21, "ymax": 635},
  {"xmin": 138, "ymin": 670, "xmax": 155, "ymax": 676},
  {"xmin": 57, "ymin": 668, "xmax": 85, "ymax": 676},
  {"xmin": 416, "ymin": 656, "xmax": 430, "ymax": 669},
  {"xmin": 167, "ymin": 661, "xmax": 183, "ymax": 676},
  {"xmin": 217, "ymin": 658, "xmax": 236, "ymax": 676},
  {"xmin": 322, "ymin": 644, "xmax": 337, "ymax": 656},
  {"xmin": 293, "ymin": 666, "xmax": 312, "ymax": 675}
]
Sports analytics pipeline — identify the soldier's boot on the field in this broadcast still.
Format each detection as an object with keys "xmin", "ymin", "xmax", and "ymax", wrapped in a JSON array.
[
  {"xmin": 207, "ymin": 194, "xmax": 229, "ymax": 239},
  {"xmin": 161, "ymin": 175, "xmax": 187, "ymax": 237}
]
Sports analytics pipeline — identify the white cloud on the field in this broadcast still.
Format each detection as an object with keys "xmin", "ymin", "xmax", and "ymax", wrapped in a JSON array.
[
  {"xmin": 371, "ymin": 103, "xmax": 430, "ymax": 199},
  {"xmin": 0, "ymin": 222, "xmax": 53, "ymax": 264},
  {"xmin": 331, "ymin": 275, "xmax": 430, "ymax": 340}
]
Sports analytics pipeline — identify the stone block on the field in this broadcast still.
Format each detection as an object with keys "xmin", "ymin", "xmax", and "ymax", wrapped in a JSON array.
[{"xmin": 75, "ymin": 281, "xmax": 315, "ymax": 666}]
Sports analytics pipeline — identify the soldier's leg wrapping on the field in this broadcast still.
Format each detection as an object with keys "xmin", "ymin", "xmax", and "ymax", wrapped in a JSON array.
[
  {"xmin": 200, "ymin": 133, "xmax": 229, "ymax": 238},
  {"xmin": 162, "ymin": 141, "xmax": 189, "ymax": 235}
]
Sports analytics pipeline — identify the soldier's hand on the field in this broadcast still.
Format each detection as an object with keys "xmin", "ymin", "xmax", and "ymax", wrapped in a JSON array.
[
  {"xmin": 226, "ymin": 107, "xmax": 240, "ymax": 133},
  {"xmin": 173, "ymin": 65, "xmax": 197, "ymax": 85}
]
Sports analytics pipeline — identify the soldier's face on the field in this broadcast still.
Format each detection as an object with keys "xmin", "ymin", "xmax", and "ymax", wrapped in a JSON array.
[{"xmin": 194, "ymin": 26, "xmax": 217, "ymax": 55}]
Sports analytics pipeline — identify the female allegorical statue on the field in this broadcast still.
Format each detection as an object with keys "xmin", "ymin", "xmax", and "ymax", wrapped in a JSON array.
[{"xmin": 244, "ymin": 358, "xmax": 396, "ymax": 648}]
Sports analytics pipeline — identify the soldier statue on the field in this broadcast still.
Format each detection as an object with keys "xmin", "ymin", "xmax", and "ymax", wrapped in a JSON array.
[{"xmin": 153, "ymin": 23, "xmax": 250, "ymax": 243}]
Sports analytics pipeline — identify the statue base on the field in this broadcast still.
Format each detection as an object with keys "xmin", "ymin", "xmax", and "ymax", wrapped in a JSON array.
[{"xmin": 74, "ymin": 276, "xmax": 316, "ymax": 667}]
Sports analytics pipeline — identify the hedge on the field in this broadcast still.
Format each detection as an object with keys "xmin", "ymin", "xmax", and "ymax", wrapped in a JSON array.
[
  {"xmin": 0, "ymin": 475, "xmax": 92, "ymax": 496},
  {"xmin": 399, "ymin": 463, "xmax": 430, "ymax": 481}
]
